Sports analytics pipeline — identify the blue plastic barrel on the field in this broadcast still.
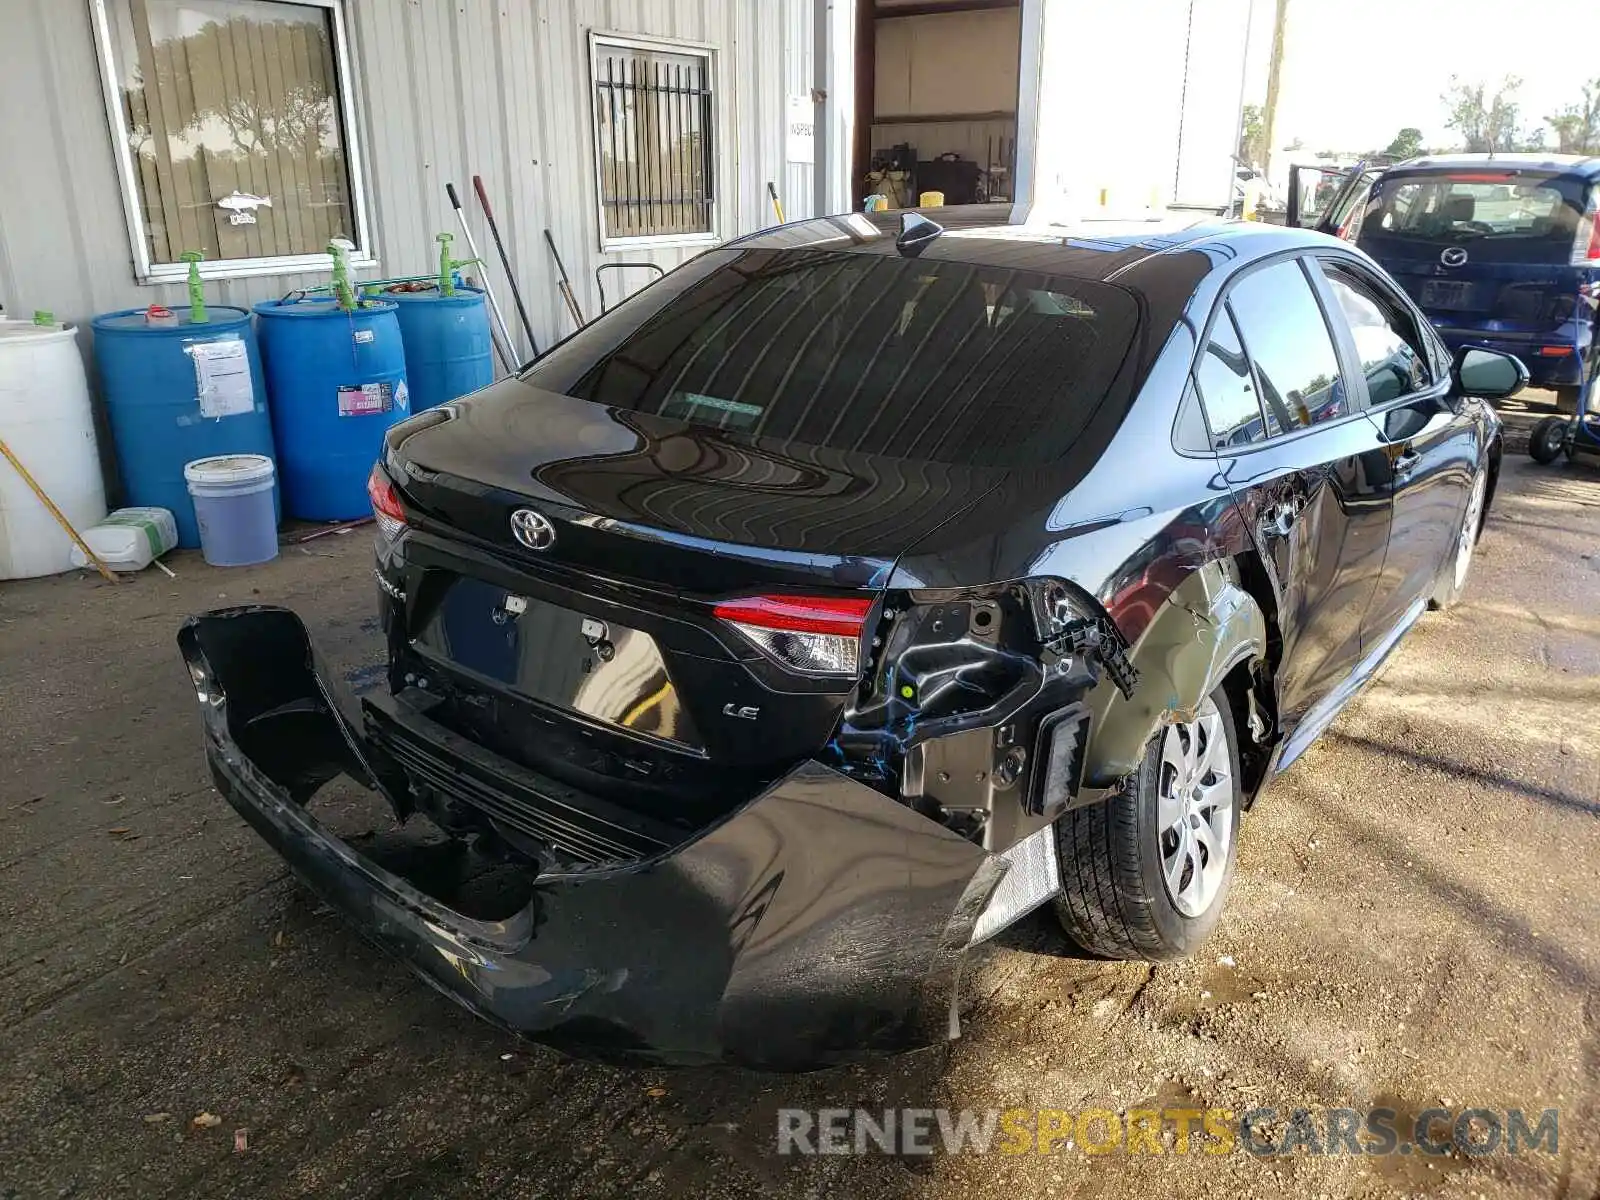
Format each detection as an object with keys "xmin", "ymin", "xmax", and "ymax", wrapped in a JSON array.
[
  {"xmin": 388, "ymin": 286, "xmax": 494, "ymax": 410},
  {"xmin": 91, "ymin": 306, "xmax": 277, "ymax": 549},
  {"xmin": 253, "ymin": 297, "xmax": 409, "ymax": 521}
]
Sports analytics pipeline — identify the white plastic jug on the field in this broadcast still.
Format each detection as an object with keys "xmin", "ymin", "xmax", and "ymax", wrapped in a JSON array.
[{"xmin": 70, "ymin": 506, "xmax": 178, "ymax": 572}]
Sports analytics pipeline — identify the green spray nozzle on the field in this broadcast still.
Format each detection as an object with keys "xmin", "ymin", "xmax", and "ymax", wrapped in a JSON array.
[
  {"xmin": 328, "ymin": 238, "xmax": 357, "ymax": 312},
  {"xmin": 179, "ymin": 251, "xmax": 207, "ymax": 322},
  {"xmin": 435, "ymin": 232, "xmax": 478, "ymax": 296}
]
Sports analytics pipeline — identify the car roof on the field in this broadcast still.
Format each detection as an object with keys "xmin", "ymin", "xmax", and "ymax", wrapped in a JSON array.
[
  {"xmin": 1387, "ymin": 151, "xmax": 1600, "ymax": 179},
  {"xmin": 726, "ymin": 213, "xmax": 1333, "ymax": 287}
]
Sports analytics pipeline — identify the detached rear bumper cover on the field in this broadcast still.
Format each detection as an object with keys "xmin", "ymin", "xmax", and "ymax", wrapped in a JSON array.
[{"xmin": 178, "ymin": 607, "xmax": 1004, "ymax": 1070}]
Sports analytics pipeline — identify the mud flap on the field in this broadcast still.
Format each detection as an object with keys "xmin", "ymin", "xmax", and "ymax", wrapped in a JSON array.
[{"xmin": 178, "ymin": 607, "xmax": 1005, "ymax": 1070}]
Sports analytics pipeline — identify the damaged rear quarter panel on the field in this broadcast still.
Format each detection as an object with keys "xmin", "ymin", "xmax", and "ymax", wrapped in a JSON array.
[
  {"xmin": 1078, "ymin": 561, "xmax": 1265, "ymax": 785},
  {"xmin": 883, "ymin": 312, "xmax": 1268, "ymax": 808}
]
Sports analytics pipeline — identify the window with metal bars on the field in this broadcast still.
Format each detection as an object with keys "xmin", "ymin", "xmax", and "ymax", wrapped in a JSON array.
[{"xmin": 589, "ymin": 34, "xmax": 717, "ymax": 248}]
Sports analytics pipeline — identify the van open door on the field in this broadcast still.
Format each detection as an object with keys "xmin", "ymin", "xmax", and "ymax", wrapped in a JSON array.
[{"xmin": 1285, "ymin": 162, "xmax": 1380, "ymax": 240}]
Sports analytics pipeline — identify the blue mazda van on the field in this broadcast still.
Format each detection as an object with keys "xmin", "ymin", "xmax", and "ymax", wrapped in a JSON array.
[{"xmin": 1292, "ymin": 154, "xmax": 1600, "ymax": 411}]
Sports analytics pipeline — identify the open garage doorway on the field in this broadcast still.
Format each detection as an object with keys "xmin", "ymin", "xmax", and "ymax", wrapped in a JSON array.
[{"xmin": 852, "ymin": 0, "xmax": 1023, "ymax": 217}]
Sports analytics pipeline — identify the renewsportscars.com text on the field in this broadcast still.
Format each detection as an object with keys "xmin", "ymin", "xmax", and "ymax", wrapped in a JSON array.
[{"xmin": 777, "ymin": 1106, "xmax": 1559, "ymax": 1158}]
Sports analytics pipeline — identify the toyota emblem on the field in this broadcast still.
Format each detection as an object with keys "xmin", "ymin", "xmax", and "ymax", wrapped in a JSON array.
[
  {"xmin": 510, "ymin": 508, "xmax": 557, "ymax": 552},
  {"xmin": 1440, "ymin": 246, "xmax": 1469, "ymax": 267}
]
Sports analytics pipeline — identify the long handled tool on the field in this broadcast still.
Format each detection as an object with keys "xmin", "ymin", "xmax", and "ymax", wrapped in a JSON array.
[
  {"xmin": 767, "ymin": 181, "xmax": 785, "ymax": 224},
  {"xmin": 446, "ymin": 182, "xmax": 518, "ymax": 368},
  {"xmin": 472, "ymin": 175, "xmax": 539, "ymax": 356},
  {"xmin": 0, "ymin": 435, "xmax": 118, "ymax": 583},
  {"xmin": 543, "ymin": 229, "xmax": 585, "ymax": 330}
]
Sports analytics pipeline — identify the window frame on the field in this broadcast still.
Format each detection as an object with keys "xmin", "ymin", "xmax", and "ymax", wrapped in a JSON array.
[
  {"xmin": 1311, "ymin": 253, "xmax": 1454, "ymax": 415},
  {"xmin": 1190, "ymin": 301, "xmax": 1270, "ymax": 452},
  {"xmin": 90, "ymin": 0, "xmax": 375, "ymax": 285},
  {"xmin": 1183, "ymin": 251, "xmax": 1380, "ymax": 456},
  {"xmin": 587, "ymin": 30, "xmax": 722, "ymax": 254}
]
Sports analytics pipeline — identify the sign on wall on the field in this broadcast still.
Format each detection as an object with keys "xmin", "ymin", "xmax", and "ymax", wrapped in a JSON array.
[{"xmin": 787, "ymin": 96, "xmax": 815, "ymax": 165}]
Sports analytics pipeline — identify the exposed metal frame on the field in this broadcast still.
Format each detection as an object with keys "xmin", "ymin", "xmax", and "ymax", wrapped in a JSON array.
[
  {"xmin": 90, "ymin": 0, "xmax": 376, "ymax": 285},
  {"xmin": 587, "ymin": 30, "xmax": 723, "ymax": 254}
]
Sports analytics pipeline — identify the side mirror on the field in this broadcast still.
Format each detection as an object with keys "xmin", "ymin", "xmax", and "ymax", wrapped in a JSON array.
[
  {"xmin": 896, "ymin": 212, "xmax": 944, "ymax": 259},
  {"xmin": 1454, "ymin": 347, "xmax": 1528, "ymax": 400}
]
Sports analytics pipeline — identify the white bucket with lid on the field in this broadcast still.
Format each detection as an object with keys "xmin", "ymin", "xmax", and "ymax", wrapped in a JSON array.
[{"xmin": 184, "ymin": 454, "xmax": 278, "ymax": 567}]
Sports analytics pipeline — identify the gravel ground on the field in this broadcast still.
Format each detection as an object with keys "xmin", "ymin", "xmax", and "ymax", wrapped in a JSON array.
[{"xmin": 1, "ymin": 431, "xmax": 1596, "ymax": 1199}]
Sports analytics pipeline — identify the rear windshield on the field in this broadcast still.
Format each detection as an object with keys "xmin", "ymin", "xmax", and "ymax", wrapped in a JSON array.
[
  {"xmin": 1359, "ymin": 171, "xmax": 1587, "ymax": 262},
  {"xmin": 521, "ymin": 247, "xmax": 1140, "ymax": 468}
]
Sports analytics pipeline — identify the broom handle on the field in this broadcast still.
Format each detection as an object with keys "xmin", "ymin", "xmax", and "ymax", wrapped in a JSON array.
[{"xmin": 0, "ymin": 435, "xmax": 119, "ymax": 584}]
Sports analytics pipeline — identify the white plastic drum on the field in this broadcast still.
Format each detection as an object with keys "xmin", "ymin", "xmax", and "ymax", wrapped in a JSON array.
[{"xmin": 0, "ymin": 319, "xmax": 107, "ymax": 579}]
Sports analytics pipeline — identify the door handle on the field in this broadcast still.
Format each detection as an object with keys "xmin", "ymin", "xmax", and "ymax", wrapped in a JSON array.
[{"xmin": 1393, "ymin": 448, "xmax": 1422, "ymax": 477}]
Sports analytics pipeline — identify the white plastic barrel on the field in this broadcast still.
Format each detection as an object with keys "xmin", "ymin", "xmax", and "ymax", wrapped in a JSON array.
[{"xmin": 0, "ymin": 319, "xmax": 107, "ymax": 579}]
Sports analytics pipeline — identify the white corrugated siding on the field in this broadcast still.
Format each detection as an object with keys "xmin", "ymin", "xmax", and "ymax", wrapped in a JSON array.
[{"xmin": 0, "ymin": 0, "xmax": 815, "ymax": 361}]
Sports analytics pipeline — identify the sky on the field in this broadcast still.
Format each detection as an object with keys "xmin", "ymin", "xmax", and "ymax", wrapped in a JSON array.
[{"xmin": 1245, "ymin": 0, "xmax": 1600, "ymax": 155}]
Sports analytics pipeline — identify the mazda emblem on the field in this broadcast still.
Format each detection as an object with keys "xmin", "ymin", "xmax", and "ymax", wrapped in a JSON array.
[
  {"xmin": 510, "ymin": 508, "xmax": 557, "ymax": 552},
  {"xmin": 1440, "ymin": 246, "xmax": 1469, "ymax": 267}
]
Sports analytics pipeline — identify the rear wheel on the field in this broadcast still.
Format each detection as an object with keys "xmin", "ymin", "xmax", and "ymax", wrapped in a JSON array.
[
  {"xmin": 1053, "ymin": 689, "xmax": 1241, "ymax": 960},
  {"xmin": 1432, "ymin": 461, "xmax": 1490, "ymax": 611},
  {"xmin": 1529, "ymin": 416, "xmax": 1567, "ymax": 465}
]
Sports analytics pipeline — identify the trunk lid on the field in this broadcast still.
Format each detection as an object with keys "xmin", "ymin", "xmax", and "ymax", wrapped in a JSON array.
[
  {"xmin": 382, "ymin": 380, "xmax": 1008, "ymax": 824},
  {"xmin": 393, "ymin": 377, "xmax": 1002, "ymax": 591}
]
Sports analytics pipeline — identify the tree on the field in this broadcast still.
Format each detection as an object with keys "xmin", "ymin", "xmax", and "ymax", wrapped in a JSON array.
[
  {"xmin": 1443, "ymin": 76, "xmax": 1537, "ymax": 152},
  {"xmin": 1382, "ymin": 127, "xmax": 1425, "ymax": 161},
  {"xmin": 1238, "ymin": 103, "xmax": 1265, "ymax": 167},
  {"xmin": 1548, "ymin": 79, "xmax": 1600, "ymax": 154}
]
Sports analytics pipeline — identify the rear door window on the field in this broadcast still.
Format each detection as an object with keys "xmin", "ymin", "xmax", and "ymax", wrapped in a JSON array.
[
  {"xmin": 1319, "ymin": 265, "xmax": 1431, "ymax": 405},
  {"xmin": 1194, "ymin": 306, "xmax": 1266, "ymax": 448},
  {"xmin": 1228, "ymin": 259, "xmax": 1350, "ymax": 433}
]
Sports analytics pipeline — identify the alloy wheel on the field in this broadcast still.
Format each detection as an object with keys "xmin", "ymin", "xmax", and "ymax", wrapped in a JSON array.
[
  {"xmin": 1453, "ymin": 468, "xmax": 1488, "ymax": 591},
  {"xmin": 1156, "ymin": 696, "xmax": 1235, "ymax": 918}
]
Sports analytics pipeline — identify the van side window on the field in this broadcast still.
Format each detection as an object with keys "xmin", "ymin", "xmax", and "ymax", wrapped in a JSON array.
[
  {"xmin": 1194, "ymin": 305, "xmax": 1266, "ymax": 448},
  {"xmin": 1228, "ymin": 259, "xmax": 1350, "ymax": 433},
  {"xmin": 1319, "ymin": 264, "xmax": 1431, "ymax": 405}
]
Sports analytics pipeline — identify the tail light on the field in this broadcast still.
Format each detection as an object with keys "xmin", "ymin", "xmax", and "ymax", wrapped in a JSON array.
[
  {"xmin": 367, "ymin": 464, "xmax": 407, "ymax": 541},
  {"xmin": 713, "ymin": 594, "xmax": 873, "ymax": 676},
  {"xmin": 1573, "ymin": 199, "xmax": 1600, "ymax": 263},
  {"xmin": 1583, "ymin": 218, "xmax": 1600, "ymax": 262}
]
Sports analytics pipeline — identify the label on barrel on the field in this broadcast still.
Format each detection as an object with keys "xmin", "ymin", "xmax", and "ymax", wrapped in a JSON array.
[
  {"xmin": 189, "ymin": 338, "xmax": 255, "ymax": 419},
  {"xmin": 337, "ymin": 382, "xmax": 394, "ymax": 417}
]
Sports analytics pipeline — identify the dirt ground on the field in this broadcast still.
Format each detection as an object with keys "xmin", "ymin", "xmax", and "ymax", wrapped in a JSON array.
[{"xmin": 2, "ymin": 406, "xmax": 1597, "ymax": 1199}]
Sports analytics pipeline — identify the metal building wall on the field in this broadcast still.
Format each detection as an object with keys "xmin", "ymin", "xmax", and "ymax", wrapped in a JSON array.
[{"xmin": 0, "ymin": 0, "xmax": 816, "ymax": 361}]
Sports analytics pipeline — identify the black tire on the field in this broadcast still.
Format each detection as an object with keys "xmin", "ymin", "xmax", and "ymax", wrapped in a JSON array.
[
  {"xmin": 1529, "ymin": 416, "xmax": 1567, "ymax": 465},
  {"xmin": 1053, "ymin": 687, "xmax": 1241, "ymax": 961}
]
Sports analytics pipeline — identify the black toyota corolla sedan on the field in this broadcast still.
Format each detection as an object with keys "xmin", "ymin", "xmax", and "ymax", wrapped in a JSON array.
[{"xmin": 180, "ymin": 213, "xmax": 1519, "ymax": 1070}]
